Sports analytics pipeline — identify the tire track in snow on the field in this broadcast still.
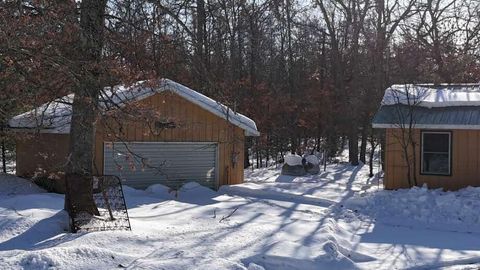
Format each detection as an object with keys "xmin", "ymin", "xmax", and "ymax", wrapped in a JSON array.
[
  {"xmin": 220, "ymin": 184, "xmax": 338, "ymax": 209},
  {"xmin": 405, "ymin": 256, "xmax": 480, "ymax": 270}
]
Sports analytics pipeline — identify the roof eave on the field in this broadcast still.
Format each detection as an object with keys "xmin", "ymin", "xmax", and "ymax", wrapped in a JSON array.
[
  {"xmin": 372, "ymin": 123, "xmax": 480, "ymax": 130},
  {"xmin": 9, "ymin": 78, "xmax": 261, "ymax": 137},
  {"xmin": 7, "ymin": 126, "xmax": 70, "ymax": 134},
  {"xmin": 245, "ymin": 130, "xmax": 260, "ymax": 136}
]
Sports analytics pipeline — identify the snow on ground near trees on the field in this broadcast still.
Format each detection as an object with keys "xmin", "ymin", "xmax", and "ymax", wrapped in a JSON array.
[
  {"xmin": 1, "ymin": 166, "xmax": 480, "ymax": 269},
  {"xmin": 0, "ymin": 174, "xmax": 45, "ymax": 196}
]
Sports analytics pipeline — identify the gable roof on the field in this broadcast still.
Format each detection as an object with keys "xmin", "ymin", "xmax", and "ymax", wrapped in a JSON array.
[
  {"xmin": 372, "ymin": 83, "xmax": 480, "ymax": 130},
  {"xmin": 9, "ymin": 78, "xmax": 260, "ymax": 136}
]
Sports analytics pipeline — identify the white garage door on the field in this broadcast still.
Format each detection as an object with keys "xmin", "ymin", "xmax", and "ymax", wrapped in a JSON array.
[{"xmin": 103, "ymin": 142, "xmax": 218, "ymax": 189}]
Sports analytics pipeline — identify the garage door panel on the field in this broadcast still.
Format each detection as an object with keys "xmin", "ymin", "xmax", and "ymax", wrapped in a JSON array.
[
  {"xmin": 104, "ymin": 142, "xmax": 218, "ymax": 189},
  {"xmin": 105, "ymin": 153, "xmax": 217, "ymax": 161},
  {"xmin": 106, "ymin": 144, "xmax": 217, "ymax": 151},
  {"xmin": 106, "ymin": 160, "xmax": 217, "ymax": 168}
]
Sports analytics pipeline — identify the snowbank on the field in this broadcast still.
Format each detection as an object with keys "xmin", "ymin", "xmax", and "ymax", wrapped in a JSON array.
[
  {"xmin": 245, "ymin": 240, "xmax": 358, "ymax": 270},
  {"xmin": 345, "ymin": 185, "xmax": 480, "ymax": 230},
  {"xmin": 0, "ymin": 174, "xmax": 45, "ymax": 196},
  {"xmin": 124, "ymin": 182, "xmax": 218, "ymax": 205},
  {"xmin": 176, "ymin": 182, "xmax": 218, "ymax": 204},
  {"xmin": 129, "ymin": 251, "xmax": 264, "ymax": 270},
  {"xmin": 145, "ymin": 184, "xmax": 176, "ymax": 199},
  {"xmin": 284, "ymin": 154, "xmax": 303, "ymax": 166}
]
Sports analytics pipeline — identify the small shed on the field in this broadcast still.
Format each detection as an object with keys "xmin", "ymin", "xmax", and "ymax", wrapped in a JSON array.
[
  {"xmin": 9, "ymin": 79, "xmax": 259, "ymax": 192},
  {"xmin": 372, "ymin": 83, "xmax": 480, "ymax": 190}
]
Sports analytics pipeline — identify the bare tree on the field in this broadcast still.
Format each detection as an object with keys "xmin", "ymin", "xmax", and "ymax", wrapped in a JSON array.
[
  {"xmin": 315, "ymin": 0, "xmax": 372, "ymax": 166},
  {"xmin": 387, "ymin": 85, "xmax": 428, "ymax": 187}
]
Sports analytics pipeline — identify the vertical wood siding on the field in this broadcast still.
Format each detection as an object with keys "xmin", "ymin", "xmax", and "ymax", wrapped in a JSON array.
[
  {"xmin": 94, "ymin": 91, "xmax": 245, "ymax": 187},
  {"xmin": 16, "ymin": 91, "xmax": 246, "ymax": 189},
  {"xmin": 16, "ymin": 133, "xmax": 70, "ymax": 178},
  {"xmin": 385, "ymin": 128, "xmax": 480, "ymax": 190}
]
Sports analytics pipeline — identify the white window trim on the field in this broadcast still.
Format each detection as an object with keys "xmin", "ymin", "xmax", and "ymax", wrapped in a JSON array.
[{"xmin": 420, "ymin": 131, "xmax": 452, "ymax": 175}]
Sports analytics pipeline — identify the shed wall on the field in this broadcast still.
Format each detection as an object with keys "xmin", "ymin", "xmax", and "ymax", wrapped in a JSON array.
[
  {"xmin": 16, "ymin": 133, "xmax": 70, "ymax": 178},
  {"xmin": 93, "ymin": 91, "xmax": 245, "ymax": 187},
  {"xmin": 385, "ymin": 128, "xmax": 480, "ymax": 190},
  {"xmin": 16, "ymin": 133, "xmax": 70, "ymax": 192},
  {"xmin": 16, "ymin": 91, "xmax": 245, "ymax": 189}
]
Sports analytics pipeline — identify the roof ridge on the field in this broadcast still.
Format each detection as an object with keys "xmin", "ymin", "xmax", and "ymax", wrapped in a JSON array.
[
  {"xmin": 391, "ymin": 83, "xmax": 480, "ymax": 87},
  {"xmin": 9, "ymin": 78, "xmax": 260, "ymax": 136}
]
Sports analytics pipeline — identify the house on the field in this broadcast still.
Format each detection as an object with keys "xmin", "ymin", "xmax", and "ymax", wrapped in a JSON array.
[
  {"xmin": 9, "ymin": 79, "xmax": 260, "ymax": 192},
  {"xmin": 372, "ymin": 83, "xmax": 480, "ymax": 190}
]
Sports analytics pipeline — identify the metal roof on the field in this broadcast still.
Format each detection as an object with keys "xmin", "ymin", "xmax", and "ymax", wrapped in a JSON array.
[{"xmin": 372, "ymin": 104, "xmax": 480, "ymax": 129}]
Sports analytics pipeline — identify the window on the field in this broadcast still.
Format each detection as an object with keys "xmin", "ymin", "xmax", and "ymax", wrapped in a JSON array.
[{"xmin": 421, "ymin": 131, "xmax": 451, "ymax": 175}]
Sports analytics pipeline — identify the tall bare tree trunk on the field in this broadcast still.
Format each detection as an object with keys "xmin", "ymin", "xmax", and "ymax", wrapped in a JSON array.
[
  {"xmin": 368, "ymin": 137, "xmax": 376, "ymax": 177},
  {"xmin": 256, "ymin": 142, "xmax": 260, "ymax": 169},
  {"xmin": 194, "ymin": 0, "xmax": 208, "ymax": 90},
  {"xmin": 1, "ymin": 138, "xmax": 6, "ymax": 174},
  {"xmin": 285, "ymin": 0, "xmax": 294, "ymax": 93},
  {"xmin": 359, "ymin": 128, "xmax": 367, "ymax": 163},
  {"xmin": 348, "ymin": 130, "xmax": 359, "ymax": 166},
  {"xmin": 244, "ymin": 138, "xmax": 251, "ymax": 169},
  {"xmin": 65, "ymin": 0, "xmax": 108, "ymax": 223}
]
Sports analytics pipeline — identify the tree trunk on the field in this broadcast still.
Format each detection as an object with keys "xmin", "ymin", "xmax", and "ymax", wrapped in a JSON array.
[
  {"xmin": 326, "ymin": 132, "xmax": 337, "ymax": 158},
  {"xmin": 256, "ymin": 144, "xmax": 260, "ymax": 169},
  {"xmin": 403, "ymin": 144, "xmax": 413, "ymax": 187},
  {"xmin": 265, "ymin": 148, "xmax": 269, "ymax": 167},
  {"xmin": 258, "ymin": 151, "xmax": 263, "ymax": 168},
  {"xmin": 290, "ymin": 137, "xmax": 297, "ymax": 154},
  {"xmin": 244, "ymin": 144, "xmax": 251, "ymax": 169},
  {"xmin": 65, "ymin": 0, "xmax": 107, "ymax": 223},
  {"xmin": 1, "ymin": 138, "xmax": 6, "ymax": 174},
  {"xmin": 194, "ymin": 0, "xmax": 208, "ymax": 89},
  {"xmin": 285, "ymin": 0, "xmax": 294, "ymax": 93},
  {"xmin": 380, "ymin": 132, "xmax": 385, "ymax": 171},
  {"xmin": 359, "ymin": 129, "xmax": 367, "ymax": 164},
  {"xmin": 340, "ymin": 136, "xmax": 346, "ymax": 153},
  {"xmin": 349, "ymin": 131, "xmax": 359, "ymax": 166},
  {"xmin": 368, "ymin": 138, "xmax": 376, "ymax": 177},
  {"xmin": 410, "ymin": 134, "xmax": 418, "ymax": 187}
]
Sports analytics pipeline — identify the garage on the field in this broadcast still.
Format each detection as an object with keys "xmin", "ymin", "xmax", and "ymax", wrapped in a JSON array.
[
  {"xmin": 104, "ymin": 142, "xmax": 218, "ymax": 189},
  {"xmin": 10, "ymin": 78, "xmax": 260, "ymax": 192}
]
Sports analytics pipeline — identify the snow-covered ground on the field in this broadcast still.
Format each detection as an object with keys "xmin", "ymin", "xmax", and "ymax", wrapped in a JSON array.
[{"xmin": 1, "ymin": 164, "xmax": 480, "ymax": 269}]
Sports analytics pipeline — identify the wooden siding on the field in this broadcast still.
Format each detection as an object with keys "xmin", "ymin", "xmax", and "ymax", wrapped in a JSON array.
[
  {"xmin": 16, "ymin": 91, "xmax": 246, "ymax": 190},
  {"xmin": 16, "ymin": 133, "xmax": 70, "ymax": 192},
  {"xmin": 385, "ymin": 128, "xmax": 480, "ymax": 190},
  {"xmin": 93, "ymin": 91, "xmax": 245, "ymax": 187},
  {"xmin": 16, "ymin": 133, "xmax": 70, "ymax": 178}
]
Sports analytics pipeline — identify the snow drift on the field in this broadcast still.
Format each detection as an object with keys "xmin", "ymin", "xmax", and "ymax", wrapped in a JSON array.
[{"xmin": 345, "ymin": 185, "xmax": 480, "ymax": 231}]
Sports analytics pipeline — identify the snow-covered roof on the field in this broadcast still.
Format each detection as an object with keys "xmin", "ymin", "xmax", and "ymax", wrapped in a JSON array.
[
  {"xmin": 9, "ymin": 79, "xmax": 260, "ymax": 136},
  {"xmin": 382, "ymin": 83, "xmax": 480, "ymax": 108},
  {"xmin": 373, "ymin": 83, "xmax": 480, "ymax": 129}
]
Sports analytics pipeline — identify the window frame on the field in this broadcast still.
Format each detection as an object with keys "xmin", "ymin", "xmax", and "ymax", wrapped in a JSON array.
[{"xmin": 420, "ymin": 130, "xmax": 452, "ymax": 176}]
